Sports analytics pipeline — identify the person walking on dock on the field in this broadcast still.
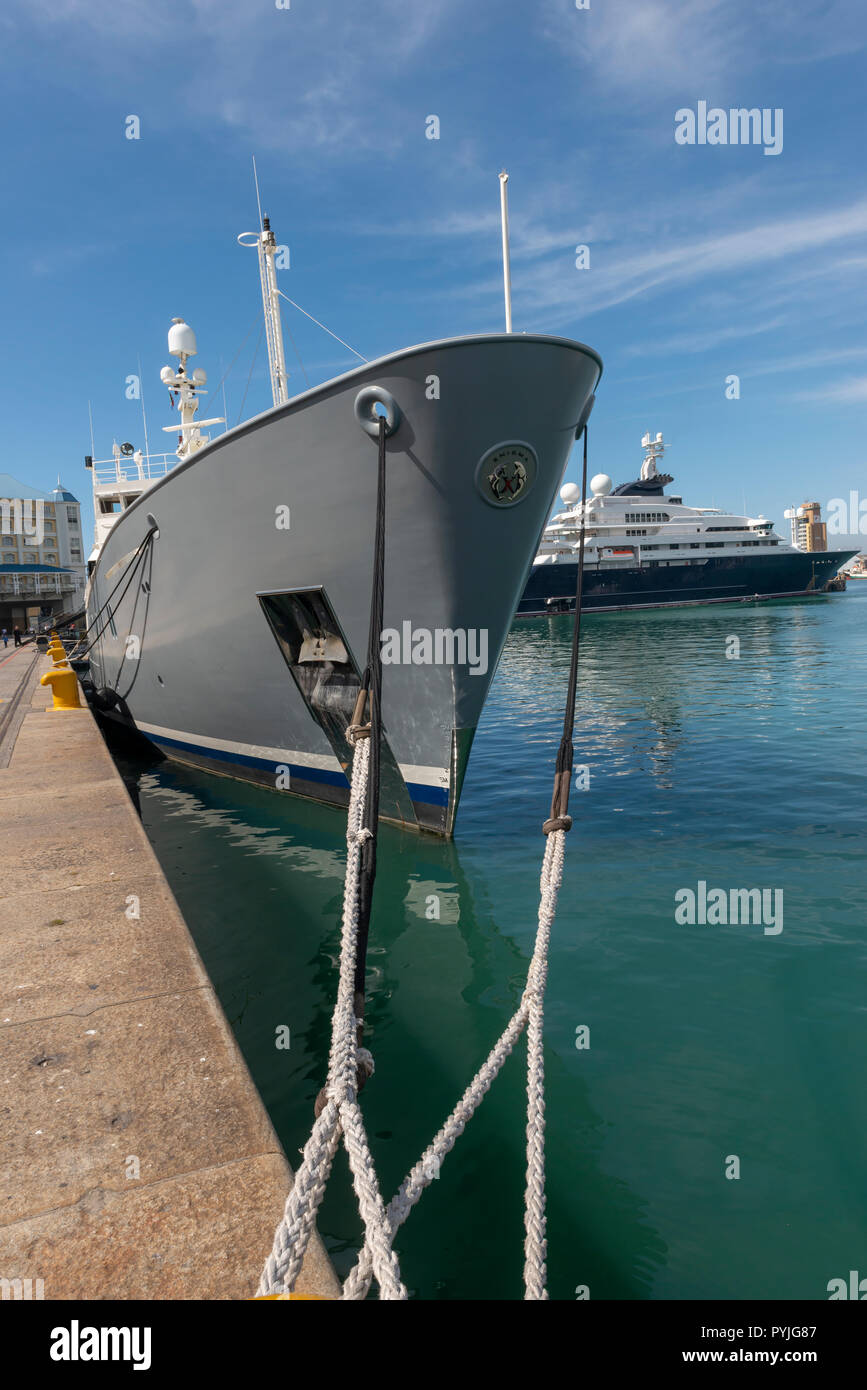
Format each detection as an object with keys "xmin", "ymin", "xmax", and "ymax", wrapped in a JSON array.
[
  {"xmin": 1, "ymin": 628, "xmax": 7, "ymax": 648},
  {"xmin": 13, "ymin": 626, "xmax": 22, "ymax": 647}
]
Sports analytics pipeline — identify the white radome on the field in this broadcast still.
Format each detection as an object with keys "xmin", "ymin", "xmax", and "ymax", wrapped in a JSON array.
[
  {"xmin": 168, "ymin": 318, "xmax": 197, "ymax": 359},
  {"xmin": 590, "ymin": 473, "xmax": 613, "ymax": 496},
  {"xmin": 560, "ymin": 483, "xmax": 581, "ymax": 505}
]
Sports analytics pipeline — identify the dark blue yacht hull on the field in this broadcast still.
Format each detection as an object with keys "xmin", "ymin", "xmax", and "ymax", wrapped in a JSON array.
[{"xmin": 518, "ymin": 549, "xmax": 856, "ymax": 616}]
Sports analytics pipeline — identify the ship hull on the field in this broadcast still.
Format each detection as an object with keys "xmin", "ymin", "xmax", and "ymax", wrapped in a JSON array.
[
  {"xmin": 86, "ymin": 333, "xmax": 601, "ymax": 836},
  {"xmin": 518, "ymin": 550, "xmax": 857, "ymax": 616}
]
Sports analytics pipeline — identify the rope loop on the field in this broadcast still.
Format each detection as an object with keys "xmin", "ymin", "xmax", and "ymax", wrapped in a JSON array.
[{"xmin": 542, "ymin": 815, "xmax": 572, "ymax": 834}]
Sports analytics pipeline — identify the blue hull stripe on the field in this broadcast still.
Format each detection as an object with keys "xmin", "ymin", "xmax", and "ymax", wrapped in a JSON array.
[{"xmin": 149, "ymin": 731, "xmax": 450, "ymax": 807}]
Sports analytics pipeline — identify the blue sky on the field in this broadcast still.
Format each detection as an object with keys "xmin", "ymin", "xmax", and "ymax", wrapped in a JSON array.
[{"xmin": 1, "ymin": 0, "xmax": 865, "ymax": 546}]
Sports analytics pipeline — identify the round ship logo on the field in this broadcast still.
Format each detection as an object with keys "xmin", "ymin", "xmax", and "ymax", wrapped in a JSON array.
[
  {"xmin": 488, "ymin": 458, "xmax": 528, "ymax": 503},
  {"xmin": 476, "ymin": 442, "xmax": 537, "ymax": 508}
]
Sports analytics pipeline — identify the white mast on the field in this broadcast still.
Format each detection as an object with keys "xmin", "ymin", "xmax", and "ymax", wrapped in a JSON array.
[
  {"xmin": 499, "ymin": 170, "xmax": 513, "ymax": 333},
  {"xmin": 238, "ymin": 215, "xmax": 290, "ymax": 409},
  {"xmin": 640, "ymin": 431, "xmax": 666, "ymax": 480},
  {"xmin": 159, "ymin": 319, "xmax": 225, "ymax": 460}
]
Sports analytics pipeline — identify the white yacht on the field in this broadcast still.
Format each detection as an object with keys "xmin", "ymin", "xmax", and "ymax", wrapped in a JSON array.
[{"xmin": 519, "ymin": 432, "xmax": 856, "ymax": 616}]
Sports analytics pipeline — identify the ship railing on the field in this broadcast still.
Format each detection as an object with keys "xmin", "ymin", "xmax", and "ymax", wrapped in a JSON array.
[{"xmin": 90, "ymin": 453, "xmax": 177, "ymax": 487}]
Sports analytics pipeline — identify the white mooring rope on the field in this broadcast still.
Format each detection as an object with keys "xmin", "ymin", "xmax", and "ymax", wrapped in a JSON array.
[{"xmin": 256, "ymin": 729, "xmax": 567, "ymax": 1301}]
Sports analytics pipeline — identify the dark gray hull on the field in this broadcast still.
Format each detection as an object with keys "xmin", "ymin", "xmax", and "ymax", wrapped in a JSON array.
[{"xmin": 87, "ymin": 333, "xmax": 601, "ymax": 835}]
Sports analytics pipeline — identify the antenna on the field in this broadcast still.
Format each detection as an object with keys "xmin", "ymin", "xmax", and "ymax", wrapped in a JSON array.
[
  {"xmin": 87, "ymin": 400, "xmax": 96, "ymax": 459},
  {"xmin": 499, "ymin": 170, "xmax": 513, "ymax": 333},
  {"xmin": 252, "ymin": 154, "xmax": 264, "ymax": 230},
  {"xmin": 137, "ymin": 353, "xmax": 151, "ymax": 462}
]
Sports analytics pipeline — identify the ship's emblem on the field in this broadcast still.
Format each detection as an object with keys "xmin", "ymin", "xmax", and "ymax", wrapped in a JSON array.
[
  {"xmin": 475, "ymin": 442, "xmax": 538, "ymax": 509},
  {"xmin": 488, "ymin": 459, "xmax": 528, "ymax": 503}
]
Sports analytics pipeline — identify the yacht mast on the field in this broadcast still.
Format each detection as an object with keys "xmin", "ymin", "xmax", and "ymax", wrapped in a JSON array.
[{"xmin": 238, "ymin": 215, "xmax": 290, "ymax": 409}]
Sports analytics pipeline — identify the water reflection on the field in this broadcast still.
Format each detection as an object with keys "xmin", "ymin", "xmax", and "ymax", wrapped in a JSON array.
[
  {"xmin": 112, "ymin": 743, "xmax": 667, "ymax": 1299},
  {"xmin": 105, "ymin": 589, "xmax": 867, "ymax": 1299}
]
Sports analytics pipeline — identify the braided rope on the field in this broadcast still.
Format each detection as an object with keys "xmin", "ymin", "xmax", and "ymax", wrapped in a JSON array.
[
  {"xmin": 257, "ymin": 740, "xmax": 405, "ymax": 1300},
  {"xmin": 340, "ymin": 826, "xmax": 565, "ymax": 1301},
  {"xmin": 257, "ymin": 733, "xmax": 568, "ymax": 1302}
]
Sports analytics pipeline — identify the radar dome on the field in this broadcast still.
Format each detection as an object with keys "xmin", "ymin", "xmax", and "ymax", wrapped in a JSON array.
[
  {"xmin": 168, "ymin": 318, "xmax": 197, "ymax": 359},
  {"xmin": 590, "ymin": 473, "xmax": 612, "ymax": 496},
  {"xmin": 560, "ymin": 483, "xmax": 581, "ymax": 505}
]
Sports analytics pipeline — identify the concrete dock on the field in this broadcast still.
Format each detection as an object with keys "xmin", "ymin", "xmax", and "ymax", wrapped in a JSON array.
[{"xmin": 0, "ymin": 645, "xmax": 339, "ymax": 1300}]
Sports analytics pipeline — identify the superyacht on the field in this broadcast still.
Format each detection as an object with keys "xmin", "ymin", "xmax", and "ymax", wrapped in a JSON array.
[{"xmin": 519, "ymin": 432, "xmax": 855, "ymax": 616}]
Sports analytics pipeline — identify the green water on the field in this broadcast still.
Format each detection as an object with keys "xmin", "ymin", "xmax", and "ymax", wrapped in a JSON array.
[{"xmin": 116, "ymin": 589, "xmax": 867, "ymax": 1300}]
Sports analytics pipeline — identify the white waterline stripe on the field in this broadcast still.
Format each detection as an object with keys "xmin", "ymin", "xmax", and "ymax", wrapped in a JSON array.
[
  {"xmin": 137, "ymin": 722, "xmax": 342, "ymax": 771},
  {"xmin": 136, "ymin": 722, "xmax": 449, "ymax": 787}
]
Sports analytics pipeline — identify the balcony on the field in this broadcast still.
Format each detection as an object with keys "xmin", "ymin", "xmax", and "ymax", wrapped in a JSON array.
[{"xmin": 0, "ymin": 567, "xmax": 80, "ymax": 598}]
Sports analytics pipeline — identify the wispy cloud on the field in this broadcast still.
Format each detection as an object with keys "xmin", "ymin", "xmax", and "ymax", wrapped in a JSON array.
[
  {"xmin": 798, "ymin": 374, "xmax": 867, "ymax": 402},
  {"xmin": 622, "ymin": 315, "xmax": 789, "ymax": 357},
  {"xmin": 540, "ymin": 0, "xmax": 867, "ymax": 100},
  {"xmin": 6, "ymin": 0, "xmax": 460, "ymax": 153},
  {"xmin": 464, "ymin": 196, "xmax": 867, "ymax": 327}
]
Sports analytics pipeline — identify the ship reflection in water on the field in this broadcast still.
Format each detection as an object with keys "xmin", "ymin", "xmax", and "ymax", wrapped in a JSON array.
[{"xmin": 114, "ymin": 586, "xmax": 867, "ymax": 1299}]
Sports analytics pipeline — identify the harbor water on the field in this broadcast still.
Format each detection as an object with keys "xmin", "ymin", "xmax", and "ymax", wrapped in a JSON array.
[{"xmin": 114, "ymin": 587, "xmax": 867, "ymax": 1300}]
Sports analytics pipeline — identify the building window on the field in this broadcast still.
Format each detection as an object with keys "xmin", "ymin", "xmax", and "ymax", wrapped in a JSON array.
[{"xmin": 67, "ymin": 507, "xmax": 78, "ymax": 524}]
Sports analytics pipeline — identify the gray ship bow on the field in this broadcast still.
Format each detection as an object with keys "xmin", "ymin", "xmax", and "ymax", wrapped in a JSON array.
[{"xmin": 87, "ymin": 332, "xmax": 602, "ymax": 835}]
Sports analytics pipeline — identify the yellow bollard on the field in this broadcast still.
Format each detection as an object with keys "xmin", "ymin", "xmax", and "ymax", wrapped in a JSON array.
[
  {"xmin": 251, "ymin": 1293, "xmax": 331, "ymax": 1300},
  {"xmin": 40, "ymin": 667, "xmax": 82, "ymax": 710},
  {"xmin": 47, "ymin": 644, "xmax": 66, "ymax": 659}
]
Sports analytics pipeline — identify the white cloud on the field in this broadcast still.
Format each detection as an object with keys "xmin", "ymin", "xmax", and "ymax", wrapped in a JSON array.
[
  {"xmin": 488, "ymin": 196, "xmax": 867, "ymax": 325},
  {"xmin": 799, "ymin": 374, "xmax": 867, "ymax": 402},
  {"xmin": 5, "ymin": 0, "xmax": 460, "ymax": 153},
  {"xmin": 622, "ymin": 315, "xmax": 789, "ymax": 357},
  {"xmin": 541, "ymin": 0, "xmax": 867, "ymax": 99}
]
